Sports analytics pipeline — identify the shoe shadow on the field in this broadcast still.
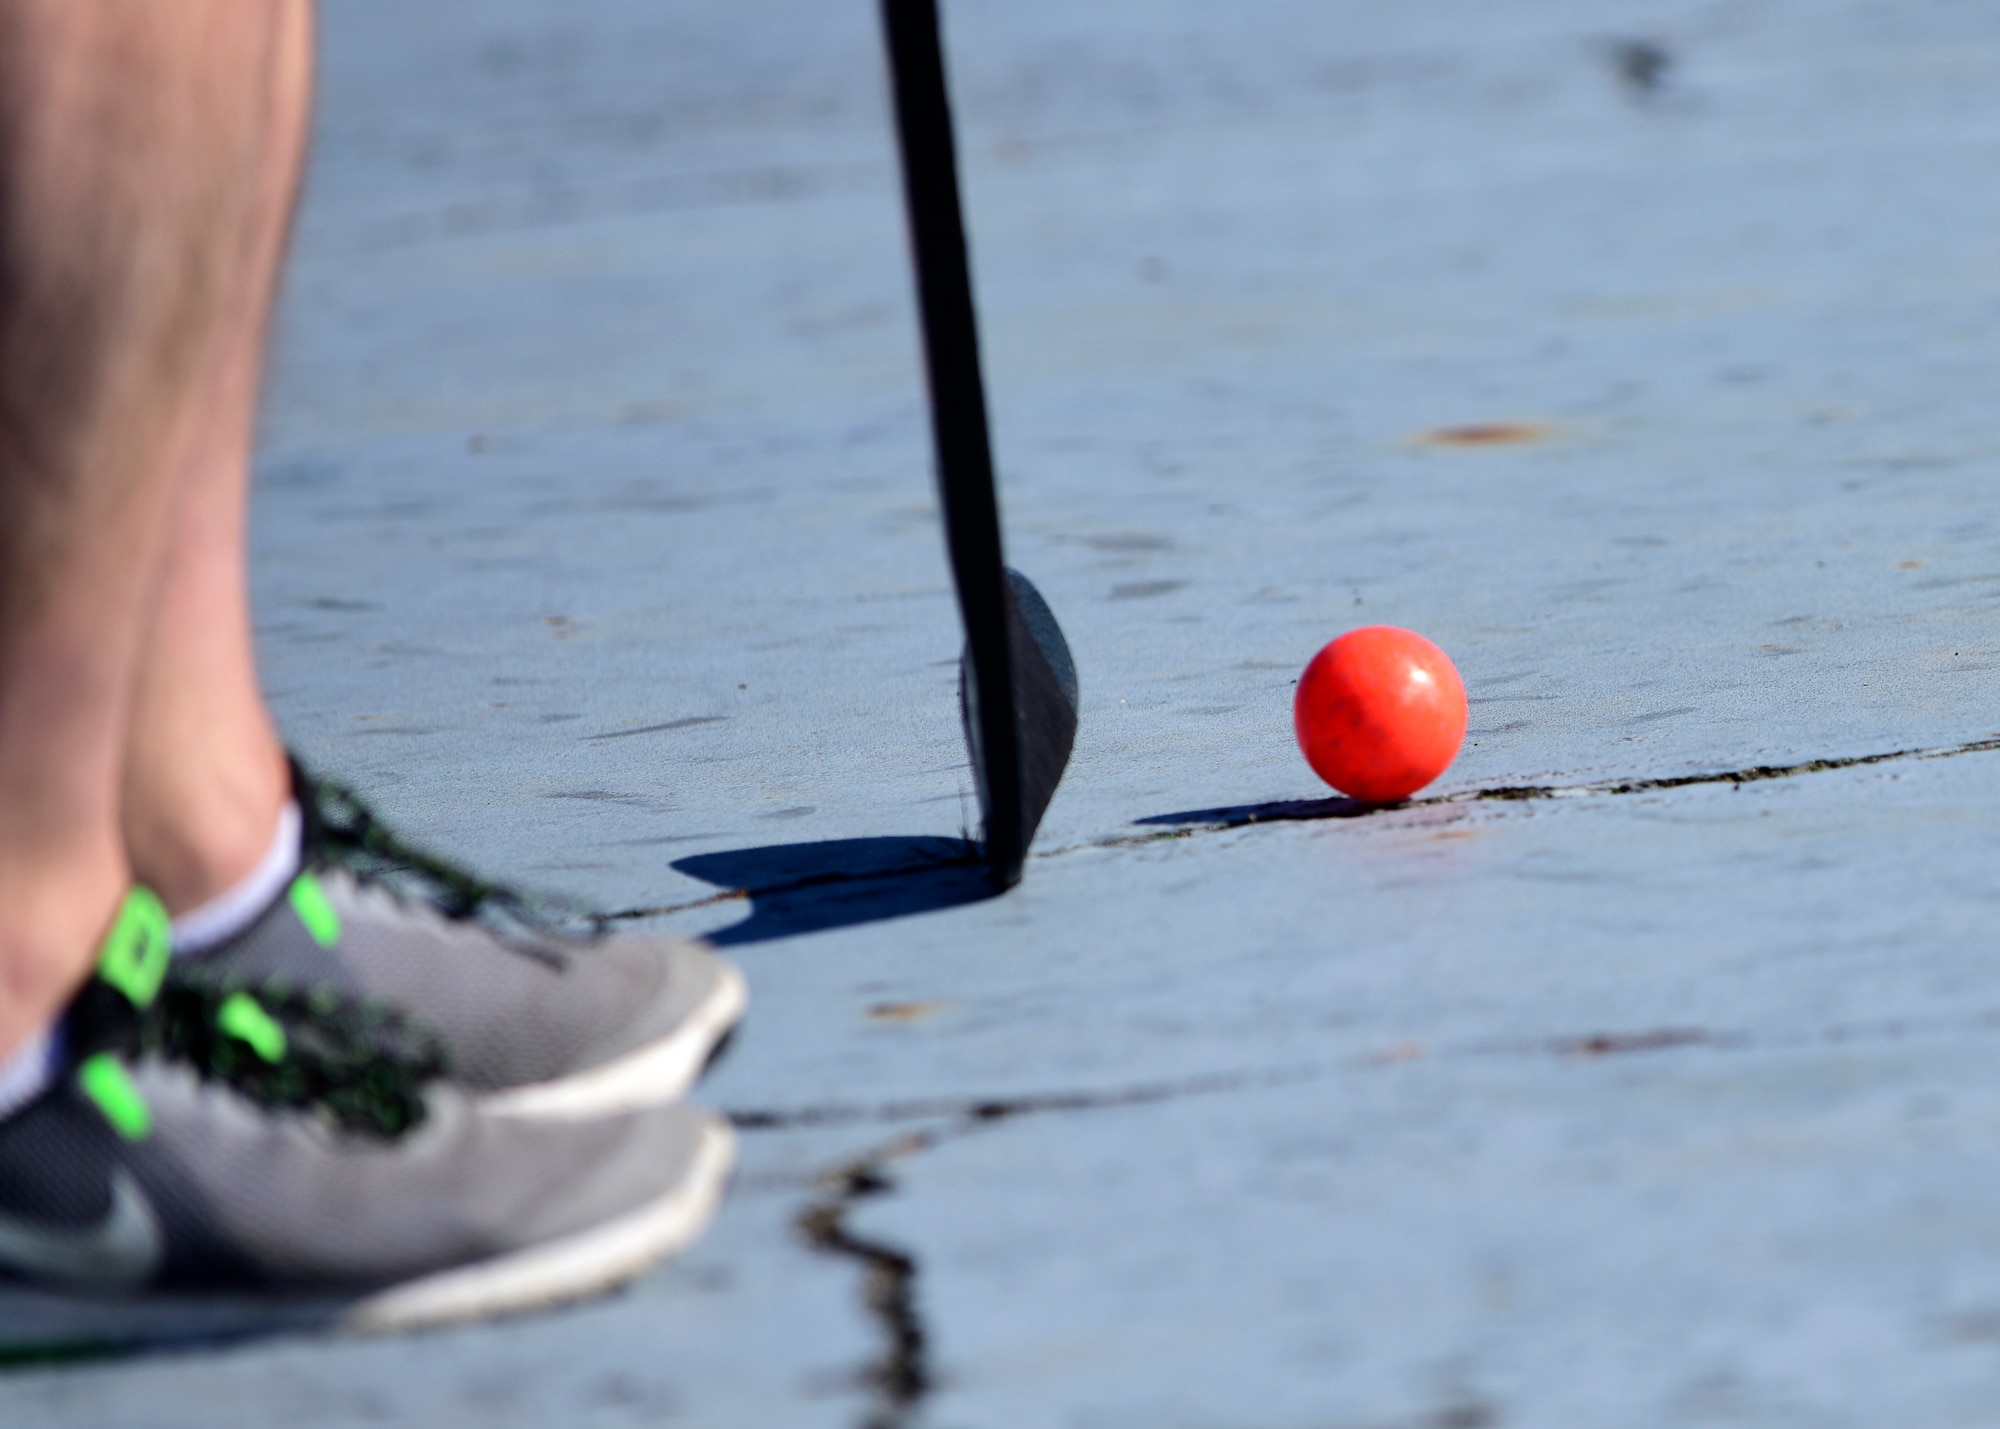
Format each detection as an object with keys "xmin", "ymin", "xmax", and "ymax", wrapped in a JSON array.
[{"xmin": 671, "ymin": 835, "xmax": 997, "ymax": 947}]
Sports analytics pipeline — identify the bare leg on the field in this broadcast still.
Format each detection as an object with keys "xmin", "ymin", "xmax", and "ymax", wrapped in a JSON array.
[
  {"xmin": 121, "ymin": 3, "xmax": 312, "ymax": 917},
  {"xmin": 0, "ymin": 2, "xmax": 296, "ymax": 1059}
]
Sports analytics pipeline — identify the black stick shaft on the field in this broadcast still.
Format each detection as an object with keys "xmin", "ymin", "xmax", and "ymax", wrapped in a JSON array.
[{"xmin": 880, "ymin": 0, "xmax": 1023, "ymax": 873}]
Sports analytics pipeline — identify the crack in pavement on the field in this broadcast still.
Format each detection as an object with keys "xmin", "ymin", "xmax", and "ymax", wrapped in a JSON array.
[
  {"xmin": 779, "ymin": 1068, "xmax": 1289, "ymax": 1427},
  {"xmin": 670, "ymin": 735, "xmax": 2000, "ymax": 1420},
  {"xmin": 1107, "ymin": 734, "xmax": 2000, "ymax": 844},
  {"xmin": 770, "ymin": 1028, "xmax": 1719, "ymax": 1427},
  {"xmin": 735, "ymin": 999, "xmax": 2000, "ymax": 1141},
  {"xmin": 796, "ymin": 1132, "xmax": 940, "ymax": 1429},
  {"xmin": 606, "ymin": 736, "xmax": 2000, "ymax": 922},
  {"xmin": 783, "ymin": 1072, "xmax": 1278, "ymax": 1429},
  {"xmin": 765, "ymin": 995, "xmax": 2000, "ymax": 1424},
  {"xmin": 734, "ymin": 1068, "xmax": 1261, "ymax": 1132}
]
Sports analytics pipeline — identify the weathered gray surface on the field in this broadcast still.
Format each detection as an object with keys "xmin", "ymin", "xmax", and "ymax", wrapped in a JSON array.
[{"xmin": 12, "ymin": 0, "xmax": 2000, "ymax": 1423}]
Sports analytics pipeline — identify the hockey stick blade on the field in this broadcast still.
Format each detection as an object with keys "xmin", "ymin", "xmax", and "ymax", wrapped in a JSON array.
[{"xmin": 960, "ymin": 570, "xmax": 1079, "ymax": 888}]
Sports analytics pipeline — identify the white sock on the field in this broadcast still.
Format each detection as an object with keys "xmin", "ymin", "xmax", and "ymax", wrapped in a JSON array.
[
  {"xmin": 171, "ymin": 800, "xmax": 302, "ymax": 956},
  {"xmin": 0, "ymin": 1022, "xmax": 59, "ymax": 1122}
]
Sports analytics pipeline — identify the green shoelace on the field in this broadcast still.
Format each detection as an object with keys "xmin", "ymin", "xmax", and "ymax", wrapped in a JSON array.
[
  {"xmin": 148, "ymin": 973, "xmax": 448, "ymax": 1140},
  {"xmin": 73, "ymin": 890, "xmax": 448, "ymax": 1141}
]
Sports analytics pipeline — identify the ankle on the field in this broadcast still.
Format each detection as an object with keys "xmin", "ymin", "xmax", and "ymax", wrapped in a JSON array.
[
  {"xmin": 0, "ymin": 834, "xmax": 128, "ymax": 1058},
  {"xmin": 123, "ymin": 741, "xmax": 290, "ymax": 916},
  {"xmin": 170, "ymin": 799, "xmax": 300, "ymax": 953}
]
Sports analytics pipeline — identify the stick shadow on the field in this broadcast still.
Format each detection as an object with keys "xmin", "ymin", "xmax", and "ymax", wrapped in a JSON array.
[
  {"xmin": 1133, "ymin": 794, "xmax": 1375, "ymax": 830},
  {"xmin": 671, "ymin": 835, "xmax": 997, "ymax": 946}
]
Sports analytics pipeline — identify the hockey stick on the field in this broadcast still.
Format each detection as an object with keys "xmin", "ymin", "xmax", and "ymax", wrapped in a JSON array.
[{"xmin": 880, "ymin": 0, "xmax": 1079, "ymax": 889}]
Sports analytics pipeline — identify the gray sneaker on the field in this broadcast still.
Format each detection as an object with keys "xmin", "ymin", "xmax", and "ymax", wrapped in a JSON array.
[
  {"xmin": 172, "ymin": 763, "xmax": 747, "ymax": 1119},
  {"xmin": 0, "ymin": 896, "xmax": 734, "ymax": 1352}
]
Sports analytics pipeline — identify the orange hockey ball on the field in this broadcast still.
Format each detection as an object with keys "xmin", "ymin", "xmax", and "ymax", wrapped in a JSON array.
[{"xmin": 1293, "ymin": 626, "xmax": 1467, "ymax": 803}]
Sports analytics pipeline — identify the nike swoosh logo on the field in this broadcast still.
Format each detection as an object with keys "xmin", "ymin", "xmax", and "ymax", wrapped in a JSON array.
[{"xmin": 0, "ymin": 1170, "xmax": 163, "ymax": 1289}]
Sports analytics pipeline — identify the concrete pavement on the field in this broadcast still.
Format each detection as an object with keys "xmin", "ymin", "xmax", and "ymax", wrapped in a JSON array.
[{"xmin": 12, "ymin": 1, "xmax": 2000, "ymax": 1423}]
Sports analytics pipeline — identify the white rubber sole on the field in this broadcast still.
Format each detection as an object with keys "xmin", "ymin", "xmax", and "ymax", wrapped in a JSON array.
[
  {"xmin": 480, "ymin": 957, "xmax": 748, "ymax": 1120},
  {"xmin": 0, "ymin": 1117, "xmax": 736, "ymax": 1354},
  {"xmin": 342, "ymin": 1113, "xmax": 734, "ymax": 1332}
]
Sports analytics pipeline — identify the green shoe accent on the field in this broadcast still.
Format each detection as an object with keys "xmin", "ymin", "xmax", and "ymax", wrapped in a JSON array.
[
  {"xmin": 77, "ymin": 1053, "xmax": 151, "ymax": 1141},
  {"xmin": 96, "ymin": 890, "xmax": 171, "ymax": 1010},
  {"xmin": 151, "ymin": 979, "xmax": 444, "ymax": 1140},
  {"xmin": 216, "ymin": 992, "xmax": 288, "ymax": 1064},
  {"xmin": 288, "ymin": 874, "xmax": 342, "ymax": 949}
]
